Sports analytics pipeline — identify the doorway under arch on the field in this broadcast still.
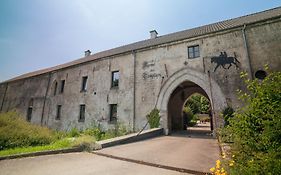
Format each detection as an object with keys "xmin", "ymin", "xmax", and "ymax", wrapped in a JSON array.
[
  {"xmin": 168, "ymin": 81, "xmax": 212, "ymax": 132},
  {"xmin": 156, "ymin": 68, "xmax": 227, "ymax": 135}
]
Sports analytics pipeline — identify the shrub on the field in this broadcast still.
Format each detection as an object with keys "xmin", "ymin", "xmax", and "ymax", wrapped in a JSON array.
[
  {"xmin": 183, "ymin": 106, "xmax": 197, "ymax": 126},
  {"xmin": 71, "ymin": 135, "xmax": 99, "ymax": 151},
  {"xmin": 146, "ymin": 108, "xmax": 160, "ymax": 128},
  {"xmin": 221, "ymin": 106, "xmax": 234, "ymax": 126},
  {"xmin": 68, "ymin": 127, "xmax": 81, "ymax": 137},
  {"xmin": 82, "ymin": 121, "xmax": 129, "ymax": 141},
  {"xmin": 0, "ymin": 111, "xmax": 54, "ymax": 150},
  {"xmin": 223, "ymin": 70, "xmax": 281, "ymax": 174}
]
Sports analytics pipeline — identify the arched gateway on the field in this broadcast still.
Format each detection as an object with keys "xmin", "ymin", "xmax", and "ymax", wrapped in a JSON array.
[{"xmin": 156, "ymin": 68, "xmax": 227, "ymax": 135}]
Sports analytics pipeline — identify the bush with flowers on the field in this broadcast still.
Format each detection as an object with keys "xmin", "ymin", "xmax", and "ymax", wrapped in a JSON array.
[{"xmin": 212, "ymin": 69, "xmax": 281, "ymax": 174}]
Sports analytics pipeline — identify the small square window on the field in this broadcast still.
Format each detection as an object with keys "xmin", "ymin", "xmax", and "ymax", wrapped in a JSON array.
[
  {"xmin": 111, "ymin": 71, "xmax": 119, "ymax": 88},
  {"xmin": 109, "ymin": 104, "xmax": 117, "ymax": 122},
  {"xmin": 56, "ymin": 105, "xmax": 62, "ymax": 120},
  {"xmin": 79, "ymin": 104, "xmax": 86, "ymax": 122},
  {"xmin": 81, "ymin": 76, "xmax": 88, "ymax": 92},
  {"xmin": 60, "ymin": 80, "xmax": 65, "ymax": 93},
  {"xmin": 188, "ymin": 45, "xmax": 200, "ymax": 59}
]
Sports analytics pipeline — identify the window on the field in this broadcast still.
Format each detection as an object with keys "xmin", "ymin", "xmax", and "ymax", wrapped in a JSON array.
[
  {"xmin": 81, "ymin": 76, "xmax": 88, "ymax": 92},
  {"xmin": 56, "ymin": 105, "xmax": 62, "ymax": 120},
  {"xmin": 111, "ymin": 71, "xmax": 119, "ymax": 88},
  {"xmin": 27, "ymin": 107, "xmax": 32, "ymax": 122},
  {"xmin": 27, "ymin": 99, "xmax": 33, "ymax": 122},
  {"xmin": 110, "ymin": 104, "xmax": 117, "ymax": 122},
  {"xmin": 188, "ymin": 45, "xmax": 200, "ymax": 58},
  {"xmin": 60, "ymin": 80, "xmax": 65, "ymax": 93},
  {"xmin": 255, "ymin": 70, "xmax": 267, "ymax": 80},
  {"xmin": 54, "ymin": 81, "xmax": 58, "ymax": 95},
  {"xmin": 79, "ymin": 104, "xmax": 86, "ymax": 122}
]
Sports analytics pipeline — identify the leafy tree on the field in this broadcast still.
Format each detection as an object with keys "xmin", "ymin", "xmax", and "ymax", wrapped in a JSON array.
[
  {"xmin": 226, "ymin": 70, "xmax": 281, "ymax": 174},
  {"xmin": 185, "ymin": 94, "xmax": 210, "ymax": 114}
]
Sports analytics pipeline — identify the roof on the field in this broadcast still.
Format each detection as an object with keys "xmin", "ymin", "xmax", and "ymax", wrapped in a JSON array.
[{"xmin": 3, "ymin": 6, "xmax": 281, "ymax": 83}]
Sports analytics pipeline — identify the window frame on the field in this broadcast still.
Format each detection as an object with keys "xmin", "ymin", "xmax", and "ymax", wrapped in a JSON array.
[
  {"xmin": 26, "ymin": 99, "xmax": 33, "ymax": 122},
  {"xmin": 81, "ymin": 76, "xmax": 88, "ymax": 92},
  {"xmin": 27, "ymin": 107, "xmax": 32, "ymax": 122},
  {"xmin": 54, "ymin": 81, "xmax": 58, "ymax": 96},
  {"xmin": 79, "ymin": 104, "xmax": 86, "ymax": 122},
  {"xmin": 60, "ymin": 80, "xmax": 65, "ymax": 93},
  {"xmin": 56, "ymin": 105, "xmax": 62, "ymax": 120},
  {"xmin": 111, "ymin": 71, "xmax": 119, "ymax": 88},
  {"xmin": 188, "ymin": 45, "xmax": 200, "ymax": 59},
  {"xmin": 109, "ymin": 104, "xmax": 117, "ymax": 123}
]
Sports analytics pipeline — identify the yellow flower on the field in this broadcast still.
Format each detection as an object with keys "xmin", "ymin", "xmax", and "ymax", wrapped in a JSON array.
[
  {"xmin": 216, "ymin": 160, "xmax": 221, "ymax": 169},
  {"xmin": 210, "ymin": 167, "xmax": 215, "ymax": 172},
  {"xmin": 229, "ymin": 160, "xmax": 235, "ymax": 167},
  {"xmin": 215, "ymin": 169, "xmax": 221, "ymax": 175},
  {"xmin": 232, "ymin": 154, "xmax": 235, "ymax": 158},
  {"xmin": 221, "ymin": 168, "xmax": 225, "ymax": 173}
]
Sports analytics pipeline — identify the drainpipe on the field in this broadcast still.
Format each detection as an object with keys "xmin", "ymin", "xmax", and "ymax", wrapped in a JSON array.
[
  {"xmin": 41, "ymin": 72, "xmax": 51, "ymax": 126},
  {"xmin": 132, "ymin": 50, "xmax": 137, "ymax": 132},
  {"xmin": 0, "ymin": 83, "xmax": 8, "ymax": 112},
  {"xmin": 208, "ymin": 71, "xmax": 216, "ymax": 136},
  {"xmin": 242, "ymin": 24, "xmax": 253, "ymax": 80}
]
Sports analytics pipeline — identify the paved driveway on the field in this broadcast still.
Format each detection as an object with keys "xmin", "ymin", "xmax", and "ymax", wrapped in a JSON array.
[
  {"xmin": 0, "ymin": 123, "xmax": 219, "ymax": 175},
  {"xmin": 95, "ymin": 123, "xmax": 220, "ymax": 173},
  {"xmin": 0, "ymin": 152, "xmax": 191, "ymax": 175}
]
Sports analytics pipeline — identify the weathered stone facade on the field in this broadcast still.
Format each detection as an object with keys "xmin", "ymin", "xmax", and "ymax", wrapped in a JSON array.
[{"xmin": 1, "ymin": 8, "xmax": 281, "ymax": 134}]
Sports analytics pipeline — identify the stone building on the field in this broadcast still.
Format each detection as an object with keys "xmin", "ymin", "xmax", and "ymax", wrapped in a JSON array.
[{"xmin": 0, "ymin": 7, "xmax": 281, "ymax": 134}]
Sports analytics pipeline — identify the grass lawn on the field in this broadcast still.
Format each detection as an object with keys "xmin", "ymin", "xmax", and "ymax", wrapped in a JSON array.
[{"xmin": 0, "ymin": 138, "xmax": 73, "ymax": 157}]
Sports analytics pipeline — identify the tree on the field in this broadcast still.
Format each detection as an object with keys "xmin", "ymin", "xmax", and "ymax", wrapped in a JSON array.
[{"xmin": 185, "ymin": 94, "xmax": 210, "ymax": 114}]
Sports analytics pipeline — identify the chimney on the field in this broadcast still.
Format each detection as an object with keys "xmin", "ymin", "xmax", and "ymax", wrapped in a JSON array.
[
  {"xmin": 84, "ymin": 50, "xmax": 91, "ymax": 57},
  {"xmin": 150, "ymin": 30, "xmax": 158, "ymax": 39}
]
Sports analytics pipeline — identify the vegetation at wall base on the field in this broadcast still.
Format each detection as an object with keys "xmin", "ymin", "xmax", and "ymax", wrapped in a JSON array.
[
  {"xmin": 146, "ymin": 108, "xmax": 160, "ymax": 128},
  {"xmin": 216, "ymin": 70, "xmax": 281, "ymax": 175},
  {"xmin": 0, "ymin": 111, "xmax": 129, "ymax": 157}
]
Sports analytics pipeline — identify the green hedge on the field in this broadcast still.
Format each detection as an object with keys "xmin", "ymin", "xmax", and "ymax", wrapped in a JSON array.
[{"xmin": 0, "ymin": 111, "xmax": 54, "ymax": 150}]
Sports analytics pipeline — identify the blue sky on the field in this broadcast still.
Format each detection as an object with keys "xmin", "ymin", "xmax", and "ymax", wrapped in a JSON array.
[{"xmin": 0, "ymin": 0, "xmax": 280, "ymax": 82}]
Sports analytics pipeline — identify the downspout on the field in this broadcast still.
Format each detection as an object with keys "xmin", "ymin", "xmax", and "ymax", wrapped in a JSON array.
[
  {"xmin": 41, "ymin": 72, "xmax": 51, "ymax": 126},
  {"xmin": 132, "ymin": 50, "xmax": 137, "ymax": 132},
  {"xmin": 208, "ymin": 71, "xmax": 216, "ymax": 135},
  {"xmin": 242, "ymin": 24, "xmax": 253, "ymax": 80},
  {"xmin": 0, "ymin": 83, "xmax": 8, "ymax": 112}
]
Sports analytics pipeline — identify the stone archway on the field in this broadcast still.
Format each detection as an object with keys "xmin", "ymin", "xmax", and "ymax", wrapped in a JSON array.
[{"xmin": 156, "ymin": 68, "xmax": 227, "ymax": 135}]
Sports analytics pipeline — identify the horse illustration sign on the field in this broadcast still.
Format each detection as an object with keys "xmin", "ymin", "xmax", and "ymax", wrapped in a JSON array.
[{"xmin": 211, "ymin": 52, "xmax": 240, "ymax": 72}]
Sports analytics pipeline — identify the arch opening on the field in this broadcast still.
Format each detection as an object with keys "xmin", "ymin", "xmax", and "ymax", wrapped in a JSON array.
[
  {"xmin": 167, "ymin": 81, "xmax": 213, "ymax": 133},
  {"xmin": 156, "ymin": 68, "xmax": 227, "ymax": 135}
]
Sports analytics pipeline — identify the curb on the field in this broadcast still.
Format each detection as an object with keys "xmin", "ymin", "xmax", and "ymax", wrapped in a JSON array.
[
  {"xmin": 0, "ymin": 147, "xmax": 82, "ymax": 161},
  {"xmin": 97, "ymin": 128, "xmax": 164, "ymax": 148},
  {"xmin": 0, "ymin": 128, "xmax": 163, "ymax": 161}
]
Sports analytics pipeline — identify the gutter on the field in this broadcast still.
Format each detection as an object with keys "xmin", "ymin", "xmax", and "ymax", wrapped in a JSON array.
[
  {"xmin": 242, "ymin": 24, "xmax": 253, "ymax": 80},
  {"xmin": 132, "ymin": 50, "xmax": 136, "ymax": 132},
  {"xmin": 41, "ymin": 72, "xmax": 51, "ymax": 126}
]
